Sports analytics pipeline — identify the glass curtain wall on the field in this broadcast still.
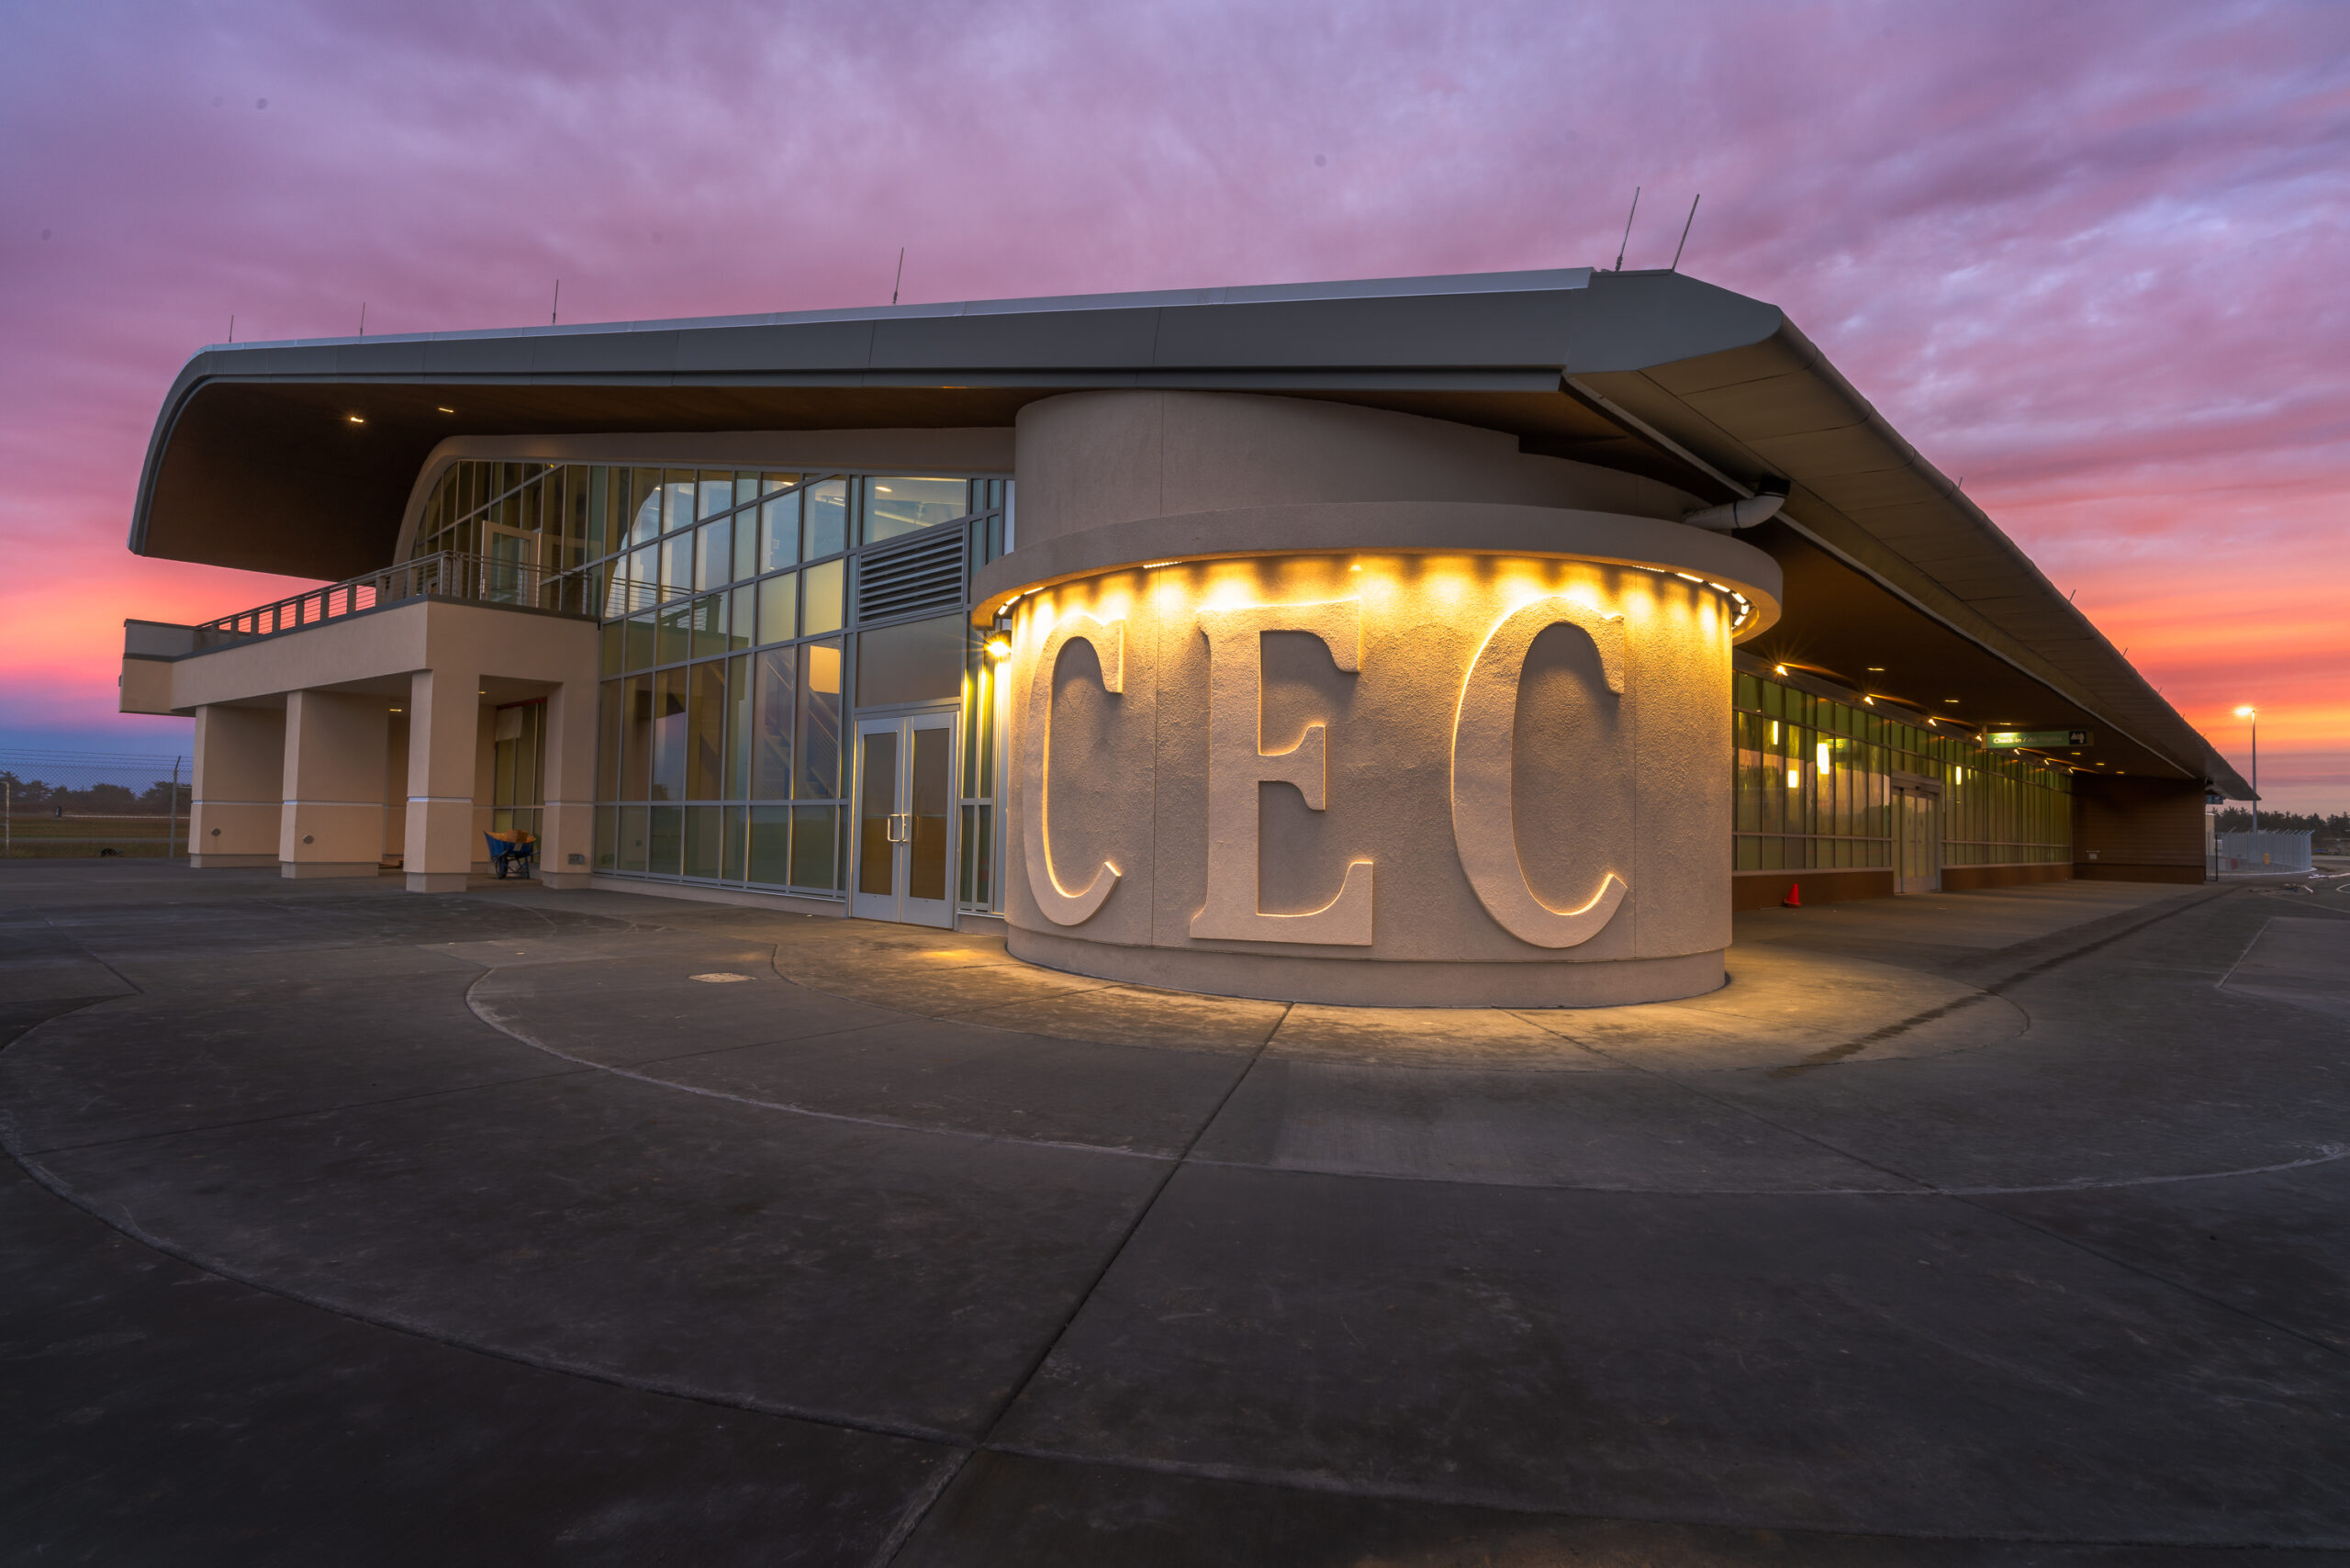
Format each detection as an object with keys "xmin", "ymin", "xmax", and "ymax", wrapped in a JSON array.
[
  {"xmin": 408, "ymin": 464, "xmax": 1006, "ymax": 902},
  {"xmin": 1734, "ymin": 670, "xmax": 2072, "ymax": 872}
]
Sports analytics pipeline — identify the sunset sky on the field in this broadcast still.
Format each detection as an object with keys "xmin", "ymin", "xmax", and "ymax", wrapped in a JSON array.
[{"xmin": 3, "ymin": 0, "xmax": 2343, "ymax": 808}]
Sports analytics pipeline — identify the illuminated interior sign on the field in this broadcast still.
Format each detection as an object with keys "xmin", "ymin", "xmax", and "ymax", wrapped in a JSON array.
[{"xmin": 1985, "ymin": 728, "xmax": 2090, "ymax": 749}]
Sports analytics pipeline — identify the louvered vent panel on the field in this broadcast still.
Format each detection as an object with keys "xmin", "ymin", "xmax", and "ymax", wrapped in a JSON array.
[{"xmin": 856, "ymin": 528, "xmax": 968, "ymax": 624}]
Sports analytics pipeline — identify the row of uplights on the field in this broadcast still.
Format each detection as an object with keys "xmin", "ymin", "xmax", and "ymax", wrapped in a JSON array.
[
  {"xmin": 1671, "ymin": 571, "xmax": 1753, "ymax": 630},
  {"xmin": 985, "ymin": 556, "xmax": 1759, "ymax": 657}
]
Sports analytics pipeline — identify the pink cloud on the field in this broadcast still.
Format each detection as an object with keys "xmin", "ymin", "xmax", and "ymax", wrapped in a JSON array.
[{"xmin": 3, "ymin": 0, "xmax": 2344, "ymax": 800}]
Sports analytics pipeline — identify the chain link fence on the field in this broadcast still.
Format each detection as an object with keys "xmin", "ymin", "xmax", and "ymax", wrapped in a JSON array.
[{"xmin": 0, "ymin": 751, "xmax": 194, "ymax": 859}]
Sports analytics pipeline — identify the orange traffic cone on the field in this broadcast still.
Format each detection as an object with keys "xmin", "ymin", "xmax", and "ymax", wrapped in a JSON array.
[{"xmin": 1782, "ymin": 882, "xmax": 1802, "ymax": 908}]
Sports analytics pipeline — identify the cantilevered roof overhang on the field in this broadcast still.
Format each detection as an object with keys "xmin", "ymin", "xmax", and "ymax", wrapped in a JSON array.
[{"xmin": 128, "ymin": 266, "xmax": 2247, "ymax": 797}]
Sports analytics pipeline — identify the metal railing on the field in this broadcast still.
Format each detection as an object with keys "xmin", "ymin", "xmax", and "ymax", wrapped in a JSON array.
[{"xmin": 194, "ymin": 553, "xmax": 599, "ymax": 649}]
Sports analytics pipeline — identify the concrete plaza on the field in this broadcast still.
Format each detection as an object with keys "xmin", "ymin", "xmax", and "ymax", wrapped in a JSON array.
[{"xmin": 5, "ymin": 860, "xmax": 2347, "ymax": 1564}]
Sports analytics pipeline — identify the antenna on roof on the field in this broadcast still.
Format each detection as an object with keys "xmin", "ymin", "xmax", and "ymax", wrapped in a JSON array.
[
  {"xmin": 1613, "ymin": 186, "xmax": 1640, "ymax": 271},
  {"xmin": 891, "ymin": 247, "xmax": 906, "ymax": 307},
  {"xmin": 1670, "ymin": 194, "xmax": 1700, "ymax": 270},
  {"xmin": 552, "ymin": 279, "xmax": 561, "ymax": 326},
  {"xmin": 227, "ymin": 315, "xmax": 234, "ymax": 343},
  {"xmin": 358, "ymin": 302, "xmax": 366, "ymax": 337}
]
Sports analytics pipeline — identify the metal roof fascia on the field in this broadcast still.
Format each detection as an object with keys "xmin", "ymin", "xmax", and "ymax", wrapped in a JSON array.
[{"xmin": 1572, "ymin": 340, "xmax": 2242, "ymax": 794}]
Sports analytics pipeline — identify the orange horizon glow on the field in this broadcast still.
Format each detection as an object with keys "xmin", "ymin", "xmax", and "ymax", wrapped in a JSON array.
[{"xmin": 2, "ymin": 1, "xmax": 2341, "ymax": 811}]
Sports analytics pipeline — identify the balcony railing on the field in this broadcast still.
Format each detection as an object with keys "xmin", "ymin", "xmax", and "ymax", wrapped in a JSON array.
[{"xmin": 194, "ymin": 553, "xmax": 600, "ymax": 650}]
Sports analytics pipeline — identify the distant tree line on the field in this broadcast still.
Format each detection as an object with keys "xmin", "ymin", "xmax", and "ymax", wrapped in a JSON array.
[{"xmin": 0, "ymin": 773, "xmax": 192, "ymax": 815}]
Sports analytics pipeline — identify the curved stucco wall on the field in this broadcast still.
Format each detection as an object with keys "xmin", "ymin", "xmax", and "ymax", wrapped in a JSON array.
[
  {"xmin": 1013, "ymin": 390, "xmax": 1704, "ymax": 548},
  {"xmin": 994, "ymin": 392, "xmax": 1773, "ymax": 1008},
  {"xmin": 1001, "ymin": 550, "xmax": 1737, "ymax": 1005}
]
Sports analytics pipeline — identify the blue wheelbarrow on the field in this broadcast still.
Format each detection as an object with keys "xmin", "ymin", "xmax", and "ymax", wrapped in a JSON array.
[{"xmin": 485, "ymin": 833, "xmax": 537, "ymax": 879}]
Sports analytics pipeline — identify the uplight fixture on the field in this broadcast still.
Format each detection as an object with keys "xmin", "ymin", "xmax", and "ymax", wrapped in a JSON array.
[{"xmin": 984, "ymin": 635, "xmax": 1013, "ymax": 661}]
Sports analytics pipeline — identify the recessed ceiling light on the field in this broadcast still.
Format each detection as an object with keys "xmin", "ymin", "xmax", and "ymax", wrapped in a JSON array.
[
  {"xmin": 437, "ymin": 406, "xmax": 454, "ymax": 414},
  {"xmin": 346, "ymin": 414, "xmax": 364, "ymax": 424},
  {"xmin": 1866, "ymin": 666, "xmax": 1885, "ymax": 672},
  {"xmin": 1943, "ymin": 698, "xmax": 1961, "ymax": 703}
]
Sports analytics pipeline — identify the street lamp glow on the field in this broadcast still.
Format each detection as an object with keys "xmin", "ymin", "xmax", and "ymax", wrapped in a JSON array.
[{"xmin": 2234, "ymin": 705, "xmax": 2255, "ymax": 717}]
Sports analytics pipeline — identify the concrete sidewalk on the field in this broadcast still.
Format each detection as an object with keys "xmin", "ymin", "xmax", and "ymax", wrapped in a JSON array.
[{"xmin": 5, "ymin": 860, "xmax": 2348, "ymax": 1564}]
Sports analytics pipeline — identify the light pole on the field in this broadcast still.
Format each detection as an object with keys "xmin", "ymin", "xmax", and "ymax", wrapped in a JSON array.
[{"xmin": 2233, "ymin": 705, "xmax": 2257, "ymax": 833}]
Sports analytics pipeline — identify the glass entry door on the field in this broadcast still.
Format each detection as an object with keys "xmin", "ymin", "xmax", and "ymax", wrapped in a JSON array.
[
  {"xmin": 851, "ymin": 712, "xmax": 958, "ymax": 927},
  {"xmin": 1895, "ymin": 784, "xmax": 1942, "ymax": 894}
]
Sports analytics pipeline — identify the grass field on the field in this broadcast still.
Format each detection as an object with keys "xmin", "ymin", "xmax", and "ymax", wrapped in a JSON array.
[{"xmin": 1, "ymin": 816, "xmax": 184, "ymax": 858}]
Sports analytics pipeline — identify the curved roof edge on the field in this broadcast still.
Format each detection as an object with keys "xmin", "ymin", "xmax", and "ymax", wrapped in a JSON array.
[
  {"xmin": 127, "ymin": 267, "xmax": 1781, "ymax": 574},
  {"xmin": 1568, "ymin": 319, "xmax": 2248, "ymax": 797},
  {"xmin": 122, "ymin": 262, "xmax": 2240, "ymax": 796}
]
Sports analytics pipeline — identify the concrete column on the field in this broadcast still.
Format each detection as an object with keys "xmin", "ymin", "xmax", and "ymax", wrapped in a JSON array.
[
  {"xmin": 404, "ymin": 666, "xmax": 481, "ymax": 893},
  {"xmin": 382, "ymin": 709, "xmax": 410, "ymax": 865},
  {"xmin": 472, "ymin": 703, "xmax": 498, "ymax": 871},
  {"xmin": 188, "ymin": 704, "xmax": 284, "ymax": 868},
  {"xmin": 279, "ymin": 689, "xmax": 390, "ymax": 878},
  {"xmin": 538, "ymin": 678, "xmax": 599, "ymax": 890}
]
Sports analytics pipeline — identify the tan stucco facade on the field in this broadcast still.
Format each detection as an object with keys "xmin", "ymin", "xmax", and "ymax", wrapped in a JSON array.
[
  {"xmin": 124, "ymin": 599, "xmax": 598, "ymax": 890},
  {"xmin": 990, "ymin": 392, "xmax": 1783, "ymax": 1006}
]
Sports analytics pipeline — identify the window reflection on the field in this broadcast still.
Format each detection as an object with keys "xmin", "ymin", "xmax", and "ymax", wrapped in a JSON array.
[
  {"xmin": 797, "ymin": 640, "xmax": 842, "ymax": 800},
  {"xmin": 803, "ymin": 480, "xmax": 847, "ymax": 558},
  {"xmin": 650, "ymin": 668, "xmax": 689, "ymax": 801},
  {"xmin": 413, "ymin": 457, "xmax": 1007, "ymax": 902},
  {"xmin": 752, "ymin": 647, "xmax": 796, "ymax": 801},
  {"xmin": 694, "ymin": 518, "xmax": 731, "ymax": 591},
  {"xmin": 699, "ymin": 471, "xmax": 733, "ymax": 521},
  {"xmin": 630, "ymin": 470, "xmax": 663, "ymax": 544},
  {"xmin": 863, "ymin": 477, "xmax": 969, "ymax": 543},
  {"xmin": 802, "ymin": 559, "xmax": 845, "ymax": 634}
]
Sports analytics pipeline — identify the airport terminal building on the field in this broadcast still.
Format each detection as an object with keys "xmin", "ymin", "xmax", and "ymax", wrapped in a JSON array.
[{"xmin": 119, "ymin": 268, "xmax": 2248, "ymax": 1005}]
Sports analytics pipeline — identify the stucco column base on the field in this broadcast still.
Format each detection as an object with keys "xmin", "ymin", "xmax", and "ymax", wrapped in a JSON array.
[
  {"xmin": 1007, "ymin": 924, "xmax": 1726, "ymax": 1008},
  {"xmin": 403, "ymin": 667, "xmax": 482, "ymax": 890},
  {"xmin": 537, "ymin": 871, "xmax": 593, "ymax": 890},
  {"xmin": 188, "ymin": 853, "xmax": 276, "ymax": 869},
  {"xmin": 406, "ymin": 871, "xmax": 470, "ymax": 893},
  {"xmin": 279, "ymin": 861, "xmax": 382, "ymax": 879}
]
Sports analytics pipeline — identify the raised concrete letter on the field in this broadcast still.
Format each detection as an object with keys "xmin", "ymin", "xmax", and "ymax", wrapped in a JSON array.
[
  {"xmin": 1451, "ymin": 597, "xmax": 1629, "ymax": 947},
  {"xmin": 1022, "ymin": 611, "xmax": 1125, "ymax": 924},
  {"xmin": 1190, "ymin": 599, "xmax": 1372, "ymax": 945}
]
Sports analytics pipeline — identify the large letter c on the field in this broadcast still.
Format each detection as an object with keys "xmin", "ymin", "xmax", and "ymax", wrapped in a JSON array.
[
  {"xmin": 1450, "ymin": 598, "xmax": 1629, "ymax": 947},
  {"xmin": 1021, "ymin": 611, "xmax": 1125, "ymax": 924}
]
